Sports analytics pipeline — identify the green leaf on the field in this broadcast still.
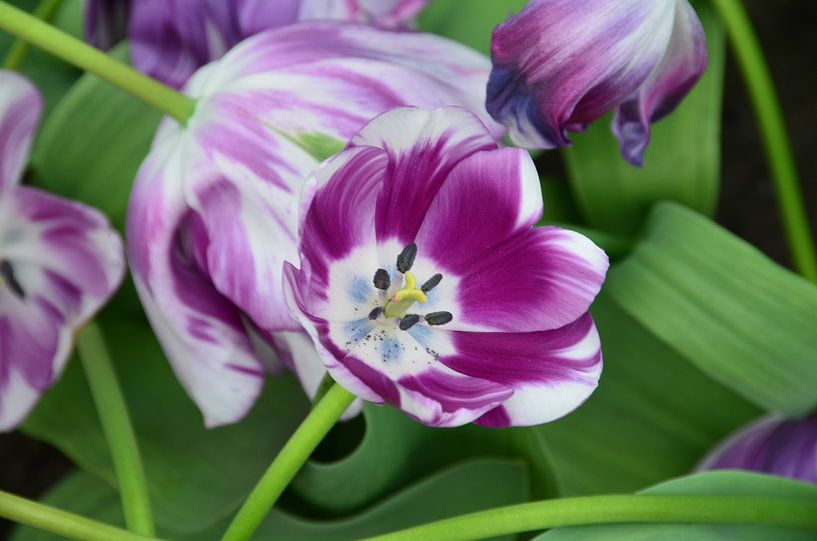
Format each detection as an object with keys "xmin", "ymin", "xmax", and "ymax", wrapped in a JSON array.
[
  {"xmin": 289, "ymin": 402, "xmax": 558, "ymax": 516},
  {"xmin": 536, "ymin": 471, "xmax": 817, "ymax": 541},
  {"xmin": 13, "ymin": 460, "xmax": 529, "ymax": 541},
  {"xmin": 290, "ymin": 131, "xmax": 346, "ymax": 162},
  {"xmin": 418, "ymin": 0, "xmax": 526, "ymax": 55},
  {"xmin": 29, "ymin": 43, "xmax": 161, "ymax": 230},
  {"xmin": 606, "ymin": 202, "xmax": 817, "ymax": 415},
  {"xmin": 22, "ymin": 314, "xmax": 311, "ymax": 535},
  {"xmin": 537, "ymin": 292, "xmax": 760, "ymax": 496},
  {"xmin": 563, "ymin": 1, "xmax": 725, "ymax": 236}
]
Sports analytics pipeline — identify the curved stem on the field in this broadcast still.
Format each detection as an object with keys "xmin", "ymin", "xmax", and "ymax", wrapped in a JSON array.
[
  {"xmin": 0, "ymin": 1, "xmax": 195, "ymax": 124},
  {"xmin": 78, "ymin": 323, "xmax": 154, "ymax": 536},
  {"xmin": 220, "ymin": 382, "xmax": 356, "ymax": 541},
  {"xmin": 1, "ymin": 0, "xmax": 63, "ymax": 70},
  {"xmin": 712, "ymin": 0, "xmax": 817, "ymax": 283},
  {"xmin": 358, "ymin": 494, "xmax": 817, "ymax": 541},
  {"xmin": 0, "ymin": 489, "xmax": 162, "ymax": 541}
]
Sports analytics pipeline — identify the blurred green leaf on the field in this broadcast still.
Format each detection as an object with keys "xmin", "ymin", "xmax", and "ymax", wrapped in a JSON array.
[
  {"xmin": 538, "ymin": 291, "xmax": 760, "ymax": 496},
  {"xmin": 537, "ymin": 471, "xmax": 817, "ymax": 541},
  {"xmin": 29, "ymin": 42, "xmax": 160, "ymax": 230},
  {"xmin": 564, "ymin": 2, "xmax": 725, "ymax": 236},
  {"xmin": 22, "ymin": 314, "xmax": 310, "ymax": 534},
  {"xmin": 418, "ymin": 0, "xmax": 526, "ymax": 55},
  {"xmin": 13, "ymin": 460, "xmax": 528, "ymax": 541},
  {"xmin": 607, "ymin": 202, "xmax": 817, "ymax": 415}
]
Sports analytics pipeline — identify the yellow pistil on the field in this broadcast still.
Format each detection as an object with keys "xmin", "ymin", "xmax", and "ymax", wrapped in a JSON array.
[{"xmin": 383, "ymin": 271, "xmax": 427, "ymax": 318}]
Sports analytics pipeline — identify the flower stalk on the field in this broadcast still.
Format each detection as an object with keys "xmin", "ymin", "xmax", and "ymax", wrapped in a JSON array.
[
  {"xmin": 1, "ymin": 0, "xmax": 63, "ymax": 70},
  {"xmin": 77, "ymin": 323, "xmax": 155, "ymax": 536},
  {"xmin": 0, "ymin": 489, "xmax": 162, "ymax": 541},
  {"xmin": 220, "ymin": 382, "xmax": 356, "ymax": 541},
  {"xmin": 712, "ymin": 0, "xmax": 817, "ymax": 283},
  {"xmin": 0, "ymin": 1, "xmax": 195, "ymax": 124},
  {"xmin": 358, "ymin": 494, "xmax": 817, "ymax": 541}
]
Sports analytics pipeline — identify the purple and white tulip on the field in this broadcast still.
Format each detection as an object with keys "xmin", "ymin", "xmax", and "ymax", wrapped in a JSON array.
[
  {"xmin": 85, "ymin": 0, "xmax": 429, "ymax": 88},
  {"xmin": 127, "ymin": 23, "xmax": 501, "ymax": 427},
  {"xmin": 0, "ymin": 71, "xmax": 124, "ymax": 431},
  {"xmin": 487, "ymin": 0, "xmax": 708, "ymax": 165},
  {"xmin": 698, "ymin": 414, "xmax": 817, "ymax": 484},
  {"xmin": 284, "ymin": 107, "xmax": 608, "ymax": 428}
]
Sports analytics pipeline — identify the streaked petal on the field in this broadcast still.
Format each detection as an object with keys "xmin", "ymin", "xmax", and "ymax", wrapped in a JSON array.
[
  {"xmin": 487, "ymin": 0, "xmax": 677, "ymax": 150},
  {"xmin": 299, "ymin": 0, "xmax": 428, "ymax": 28},
  {"xmin": 127, "ymin": 141, "xmax": 269, "ymax": 427},
  {"xmin": 697, "ymin": 414, "xmax": 817, "ymax": 484},
  {"xmin": 437, "ymin": 314, "xmax": 603, "ymax": 427},
  {"xmin": 0, "ymin": 71, "xmax": 41, "ymax": 193},
  {"xmin": 612, "ymin": 0, "xmax": 708, "ymax": 165},
  {"xmin": 0, "ymin": 187, "xmax": 124, "ymax": 431},
  {"xmin": 349, "ymin": 107, "xmax": 497, "ymax": 244}
]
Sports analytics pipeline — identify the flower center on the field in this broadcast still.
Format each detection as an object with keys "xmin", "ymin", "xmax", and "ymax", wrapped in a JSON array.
[
  {"xmin": 368, "ymin": 243, "xmax": 452, "ymax": 330},
  {"xmin": 0, "ymin": 259, "xmax": 25, "ymax": 299}
]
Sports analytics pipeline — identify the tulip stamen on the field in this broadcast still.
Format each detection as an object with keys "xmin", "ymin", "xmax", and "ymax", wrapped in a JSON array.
[{"xmin": 0, "ymin": 260, "xmax": 25, "ymax": 299}]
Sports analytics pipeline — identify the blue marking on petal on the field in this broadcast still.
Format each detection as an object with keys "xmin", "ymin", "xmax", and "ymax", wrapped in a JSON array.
[
  {"xmin": 344, "ymin": 319, "xmax": 373, "ymax": 346},
  {"xmin": 407, "ymin": 324, "xmax": 431, "ymax": 348},
  {"xmin": 380, "ymin": 337, "xmax": 402, "ymax": 363},
  {"xmin": 347, "ymin": 276, "xmax": 371, "ymax": 304}
]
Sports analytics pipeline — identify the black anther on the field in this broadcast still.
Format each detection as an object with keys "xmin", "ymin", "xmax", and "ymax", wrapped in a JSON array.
[
  {"xmin": 368, "ymin": 307, "xmax": 384, "ymax": 320},
  {"xmin": 0, "ymin": 260, "xmax": 25, "ymax": 300},
  {"xmin": 421, "ymin": 273, "xmax": 442, "ymax": 292},
  {"xmin": 424, "ymin": 311, "xmax": 453, "ymax": 326},
  {"xmin": 399, "ymin": 314, "xmax": 421, "ymax": 330},
  {"xmin": 373, "ymin": 268, "xmax": 391, "ymax": 290},
  {"xmin": 396, "ymin": 243, "xmax": 417, "ymax": 273}
]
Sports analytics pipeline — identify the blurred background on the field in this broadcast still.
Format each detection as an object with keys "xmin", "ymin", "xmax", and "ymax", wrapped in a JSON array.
[{"xmin": 1, "ymin": 0, "xmax": 815, "ymax": 537}]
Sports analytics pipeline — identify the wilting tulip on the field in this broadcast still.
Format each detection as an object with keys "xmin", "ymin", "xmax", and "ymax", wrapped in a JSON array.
[
  {"xmin": 0, "ymin": 71, "xmax": 124, "ymax": 430},
  {"xmin": 487, "ymin": 0, "xmax": 708, "ymax": 165},
  {"xmin": 285, "ymin": 107, "xmax": 608, "ymax": 428},
  {"xmin": 127, "ymin": 23, "xmax": 501, "ymax": 427},
  {"xmin": 698, "ymin": 413, "xmax": 817, "ymax": 484},
  {"xmin": 85, "ymin": 0, "xmax": 430, "ymax": 88}
]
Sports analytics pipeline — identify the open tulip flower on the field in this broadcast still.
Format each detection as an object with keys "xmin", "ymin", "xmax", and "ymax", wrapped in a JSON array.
[
  {"xmin": 285, "ymin": 107, "xmax": 608, "ymax": 428},
  {"xmin": 0, "ymin": 71, "xmax": 124, "ymax": 431},
  {"xmin": 85, "ymin": 0, "xmax": 430, "ymax": 88},
  {"xmin": 487, "ymin": 0, "xmax": 708, "ymax": 165},
  {"xmin": 127, "ymin": 23, "xmax": 501, "ymax": 427},
  {"xmin": 698, "ymin": 413, "xmax": 817, "ymax": 484}
]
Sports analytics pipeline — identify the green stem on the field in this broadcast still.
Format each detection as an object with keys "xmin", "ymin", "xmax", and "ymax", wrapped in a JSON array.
[
  {"xmin": 0, "ymin": 489, "xmax": 162, "ymax": 541},
  {"xmin": 1, "ymin": 0, "xmax": 63, "ymax": 70},
  {"xmin": 712, "ymin": 0, "xmax": 817, "ymax": 283},
  {"xmin": 78, "ymin": 324, "xmax": 155, "ymax": 536},
  {"xmin": 0, "ymin": 1, "xmax": 195, "ymax": 124},
  {"xmin": 359, "ymin": 494, "xmax": 817, "ymax": 541},
  {"xmin": 220, "ymin": 382, "xmax": 356, "ymax": 541}
]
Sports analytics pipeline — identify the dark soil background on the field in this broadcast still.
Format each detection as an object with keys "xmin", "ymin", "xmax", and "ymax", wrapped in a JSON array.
[{"xmin": 1, "ymin": 1, "xmax": 815, "ymax": 538}]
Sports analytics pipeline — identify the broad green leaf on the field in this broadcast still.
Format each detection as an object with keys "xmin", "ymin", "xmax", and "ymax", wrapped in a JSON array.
[
  {"xmin": 419, "ymin": 0, "xmax": 526, "ymax": 55},
  {"xmin": 13, "ymin": 460, "xmax": 528, "ymax": 541},
  {"xmin": 22, "ymin": 314, "xmax": 311, "ymax": 534},
  {"xmin": 537, "ymin": 292, "xmax": 760, "ymax": 496},
  {"xmin": 537, "ymin": 471, "xmax": 817, "ymax": 541},
  {"xmin": 290, "ymin": 402, "xmax": 558, "ymax": 516},
  {"xmin": 29, "ymin": 43, "xmax": 161, "ymax": 230},
  {"xmin": 606, "ymin": 202, "xmax": 817, "ymax": 415},
  {"xmin": 564, "ymin": 1, "xmax": 725, "ymax": 236}
]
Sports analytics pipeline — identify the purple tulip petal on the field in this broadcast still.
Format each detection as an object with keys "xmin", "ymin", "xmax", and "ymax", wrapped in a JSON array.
[
  {"xmin": 0, "ymin": 71, "xmax": 42, "ymax": 193},
  {"xmin": 440, "ymin": 314, "xmax": 603, "ymax": 427},
  {"xmin": 487, "ymin": 0, "xmax": 702, "ymax": 163},
  {"xmin": 299, "ymin": 0, "xmax": 428, "ymax": 27},
  {"xmin": 613, "ymin": 0, "xmax": 708, "ymax": 165},
  {"xmin": 698, "ymin": 413, "xmax": 817, "ymax": 484},
  {"xmin": 0, "ymin": 187, "xmax": 124, "ymax": 430},
  {"xmin": 83, "ymin": 0, "xmax": 129, "ymax": 50},
  {"xmin": 348, "ymin": 107, "xmax": 497, "ymax": 245}
]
